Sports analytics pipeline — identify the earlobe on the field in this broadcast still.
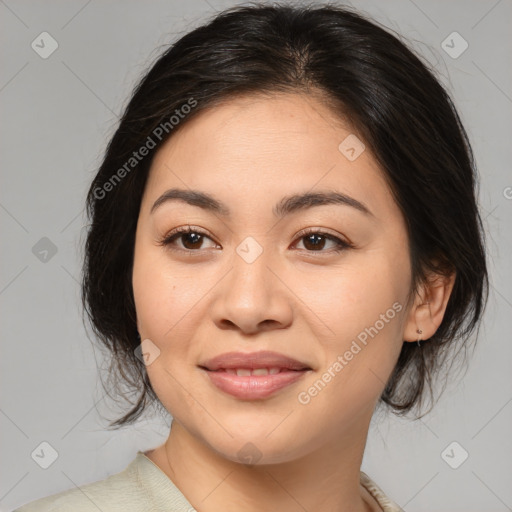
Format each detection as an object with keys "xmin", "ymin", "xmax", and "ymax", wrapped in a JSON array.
[{"xmin": 403, "ymin": 271, "xmax": 456, "ymax": 343}]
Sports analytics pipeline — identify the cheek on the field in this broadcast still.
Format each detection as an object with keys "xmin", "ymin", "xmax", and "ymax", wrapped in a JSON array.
[
  {"xmin": 302, "ymin": 248, "xmax": 410, "ymax": 386},
  {"xmin": 132, "ymin": 242, "xmax": 201, "ymax": 337},
  {"xmin": 131, "ymin": 246, "xmax": 205, "ymax": 413},
  {"xmin": 306, "ymin": 255, "xmax": 409, "ymax": 337},
  {"xmin": 294, "ymin": 265, "xmax": 408, "ymax": 425},
  {"xmin": 132, "ymin": 256, "xmax": 172, "ymax": 336}
]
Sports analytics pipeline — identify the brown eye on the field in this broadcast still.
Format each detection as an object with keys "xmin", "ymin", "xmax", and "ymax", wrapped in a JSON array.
[
  {"xmin": 302, "ymin": 233, "xmax": 328, "ymax": 251},
  {"xmin": 159, "ymin": 226, "xmax": 218, "ymax": 251},
  {"xmin": 178, "ymin": 231, "xmax": 204, "ymax": 250},
  {"xmin": 294, "ymin": 229, "xmax": 352, "ymax": 253}
]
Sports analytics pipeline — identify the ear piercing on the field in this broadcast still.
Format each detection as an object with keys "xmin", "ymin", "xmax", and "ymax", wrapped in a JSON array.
[{"xmin": 416, "ymin": 300, "xmax": 429, "ymax": 346}]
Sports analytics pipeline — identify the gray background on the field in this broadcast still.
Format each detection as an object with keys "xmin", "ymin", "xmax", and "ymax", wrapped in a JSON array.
[{"xmin": 1, "ymin": 1, "xmax": 511, "ymax": 511}]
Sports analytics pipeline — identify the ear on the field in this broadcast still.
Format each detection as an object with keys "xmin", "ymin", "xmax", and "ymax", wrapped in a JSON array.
[{"xmin": 403, "ymin": 270, "xmax": 456, "ymax": 342}]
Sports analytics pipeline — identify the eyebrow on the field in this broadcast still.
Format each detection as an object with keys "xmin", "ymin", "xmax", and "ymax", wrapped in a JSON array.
[{"xmin": 150, "ymin": 187, "xmax": 373, "ymax": 218}]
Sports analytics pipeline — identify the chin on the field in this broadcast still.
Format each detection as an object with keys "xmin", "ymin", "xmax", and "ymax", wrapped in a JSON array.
[{"xmin": 203, "ymin": 430, "xmax": 307, "ymax": 467}]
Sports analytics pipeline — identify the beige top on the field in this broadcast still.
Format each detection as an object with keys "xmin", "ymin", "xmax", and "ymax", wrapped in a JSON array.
[{"xmin": 14, "ymin": 451, "xmax": 404, "ymax": 511}]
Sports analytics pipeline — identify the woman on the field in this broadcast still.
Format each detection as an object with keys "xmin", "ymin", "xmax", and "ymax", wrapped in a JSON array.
[{"xmin": 14, "ymin": 3, "xmax": 487, "ymax": 511}]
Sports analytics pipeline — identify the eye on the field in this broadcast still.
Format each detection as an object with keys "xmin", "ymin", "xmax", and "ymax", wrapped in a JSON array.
[
  {"xmin": 158, "ymin": 225, "xmax": 219, "ymax": 252},
  {"xmin": 158, "ymin": 226, "xmax": 353, "ymax": 255},
  {"xmin": 292, "ymin": 228, "xmax": 352, "ymax": 253}
]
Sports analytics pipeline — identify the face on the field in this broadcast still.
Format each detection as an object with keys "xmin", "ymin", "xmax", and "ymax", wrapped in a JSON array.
[{"xmin": 132, "ymin": 92, "xmax": 414, "ymax": 464}]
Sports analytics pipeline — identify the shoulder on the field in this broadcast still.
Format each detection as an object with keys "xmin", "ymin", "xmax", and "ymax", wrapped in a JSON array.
[
  {"xmin": 360, "ymin": 471, "xmax": 404, "ymax": 512},
  {"xmin": 13, "ymin": 454, "xmax": 149, "ymax": 512}
]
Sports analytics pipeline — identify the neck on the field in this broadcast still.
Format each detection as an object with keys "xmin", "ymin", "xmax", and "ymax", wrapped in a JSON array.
[{"xmin": 147, "ymin": 416, "xmax": 379, "ymax": 512}]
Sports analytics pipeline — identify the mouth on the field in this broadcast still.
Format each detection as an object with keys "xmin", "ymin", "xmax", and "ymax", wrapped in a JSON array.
[{"xmin": 198, "ymin": 350, "xmax": 312, "ymax": 400}]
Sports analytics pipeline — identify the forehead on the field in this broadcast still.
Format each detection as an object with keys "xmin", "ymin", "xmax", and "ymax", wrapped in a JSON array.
[{"xmin": 143, "ymin": 93, "xmax": 396, "ymax": 221}]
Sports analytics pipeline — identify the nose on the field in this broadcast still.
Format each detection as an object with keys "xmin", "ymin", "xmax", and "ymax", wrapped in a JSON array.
[{"xmin": 210, "ymin": 246, "xmax": 293, "ymax": 335}]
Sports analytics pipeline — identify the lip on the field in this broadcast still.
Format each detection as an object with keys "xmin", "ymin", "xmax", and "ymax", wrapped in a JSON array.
[
  {"xmin": 198, "ymin": 350, "xmax": 312, "ymax": 400},
  {"xmin": 199, "ymin": 350, "xmax": 311, "ymax": 371}
]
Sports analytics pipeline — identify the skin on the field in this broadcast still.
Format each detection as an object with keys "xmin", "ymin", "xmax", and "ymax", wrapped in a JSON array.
[{"xmin": 132, "ymin": 92, "xmax": 455, "ymax": 512}]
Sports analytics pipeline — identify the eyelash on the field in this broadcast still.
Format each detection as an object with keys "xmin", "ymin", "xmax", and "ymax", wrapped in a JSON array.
[{"xmin": 157, "ymin": 225, "xmax": 353, "ymax": 256}]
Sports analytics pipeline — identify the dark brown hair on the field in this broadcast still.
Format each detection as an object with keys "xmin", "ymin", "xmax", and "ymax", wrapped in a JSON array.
[{"xmin": 81, "ymin": 2, "xmax": 488, "ymax": 427}]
